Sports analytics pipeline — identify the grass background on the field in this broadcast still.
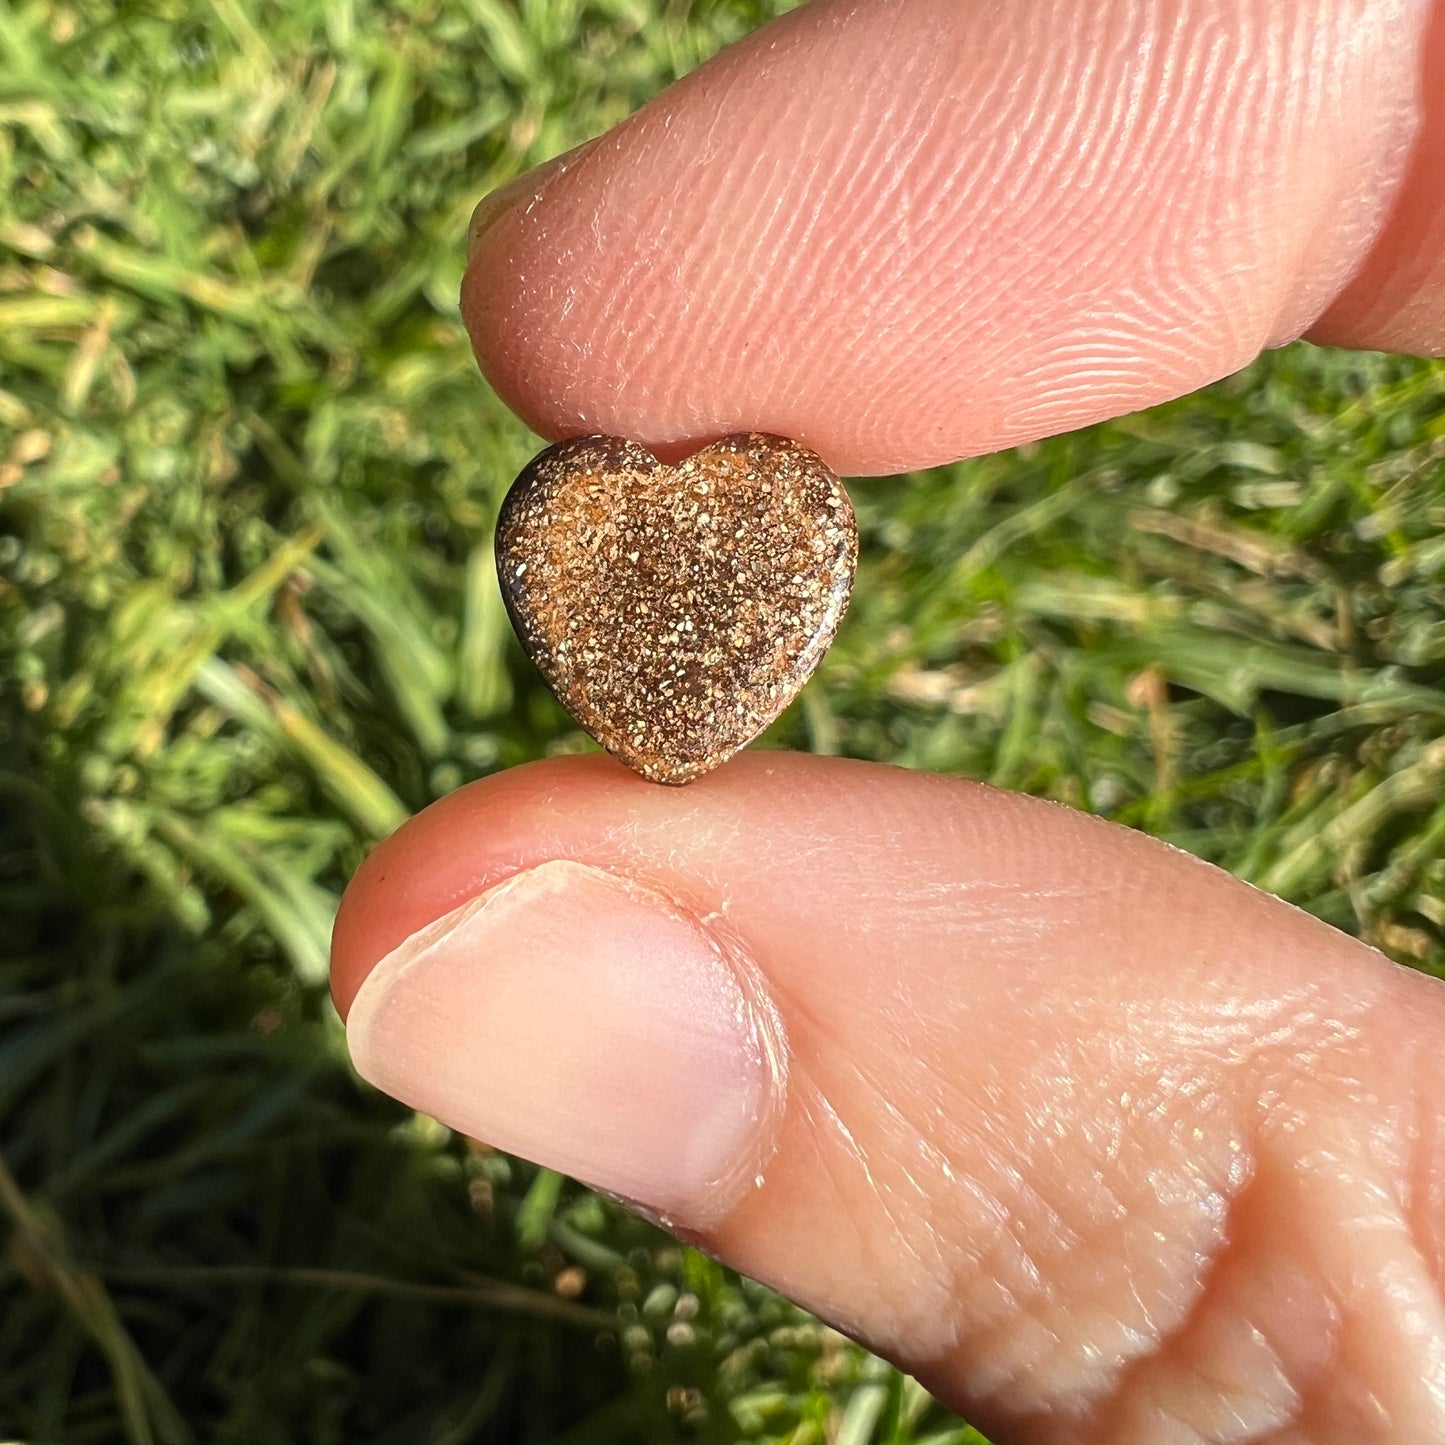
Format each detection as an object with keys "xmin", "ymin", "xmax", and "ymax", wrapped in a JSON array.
[{"xmin": 1, "ymin": 0, "xmax": 1443, "ymax": 1440}]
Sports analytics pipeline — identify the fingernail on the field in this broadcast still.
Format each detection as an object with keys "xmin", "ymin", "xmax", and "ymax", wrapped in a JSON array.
[
  {"xmin": 346, "ymin": 860, "xmax": 774, "ymax": 1221},
  {"xmin": 466, "ymin": 139, "xmax": 600, "ymax": 260}
]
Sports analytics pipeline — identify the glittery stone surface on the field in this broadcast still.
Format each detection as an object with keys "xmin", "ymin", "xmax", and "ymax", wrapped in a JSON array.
[{"xmin": 496, "ymin": 433, "xmax": 857, "ymax": 785}]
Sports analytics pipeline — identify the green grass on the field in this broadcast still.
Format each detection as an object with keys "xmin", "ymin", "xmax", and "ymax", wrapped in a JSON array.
[{"xmin": 1, "ymin": 0, "xmax": 1442, "ymax": 1440}]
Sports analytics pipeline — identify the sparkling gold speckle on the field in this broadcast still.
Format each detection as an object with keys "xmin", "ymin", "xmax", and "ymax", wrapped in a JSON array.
[{"xmin": 495, "ymin": 433, "xmax": 857, "ymax": 784}]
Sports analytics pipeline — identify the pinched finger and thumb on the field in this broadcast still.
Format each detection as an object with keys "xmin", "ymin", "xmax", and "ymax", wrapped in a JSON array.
[
  {"xmin": 348, "ymin": 4, "xmax": 1445, "ymax": 1437},
  {"xmin": 331, "ymin": 755, "xmax": 1445, "ymax": 1444}
]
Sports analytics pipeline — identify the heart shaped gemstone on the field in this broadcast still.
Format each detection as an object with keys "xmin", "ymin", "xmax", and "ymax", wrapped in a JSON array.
[{"xmin": 495, "ymin": 433, "xmax": 856, "ymax": 784}]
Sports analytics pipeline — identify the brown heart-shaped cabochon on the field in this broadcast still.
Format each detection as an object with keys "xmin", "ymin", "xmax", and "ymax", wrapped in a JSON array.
[{"xmin": 495, "ymin": 433, "xmax": 857, "ymax": 785}]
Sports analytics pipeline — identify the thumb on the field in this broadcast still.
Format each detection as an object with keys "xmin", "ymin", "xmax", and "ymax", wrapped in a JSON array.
[{"xmin": 330, "ymin": 754, "xmax": 1445, "ymax": 1444}]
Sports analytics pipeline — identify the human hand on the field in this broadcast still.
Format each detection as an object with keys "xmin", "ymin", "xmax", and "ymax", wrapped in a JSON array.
[{"xmin": 331, "ymin": 3, "xmax": 1445, "ymax": 1441}]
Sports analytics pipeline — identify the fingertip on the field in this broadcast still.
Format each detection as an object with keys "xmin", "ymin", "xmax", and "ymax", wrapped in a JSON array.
[{"xmin": 462, "ymin": 0, "xmax": 1431, "ymax": 475}]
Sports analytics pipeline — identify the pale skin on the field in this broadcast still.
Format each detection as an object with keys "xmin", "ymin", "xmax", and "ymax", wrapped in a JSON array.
[{"xmin": 331, "ymin": 2, "xmax": 1445, "ymax": 1441}]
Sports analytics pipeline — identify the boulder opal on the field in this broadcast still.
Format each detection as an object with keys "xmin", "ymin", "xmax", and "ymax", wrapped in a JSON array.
[{"xmin": 495, "ymin": 433, "xmax": 856, "ymax": 784}]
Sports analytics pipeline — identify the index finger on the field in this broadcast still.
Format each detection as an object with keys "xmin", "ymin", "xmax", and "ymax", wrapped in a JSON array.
[{"xmin": 462, "ymin": 0, "xmax": 1445, "ymax": 477}]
